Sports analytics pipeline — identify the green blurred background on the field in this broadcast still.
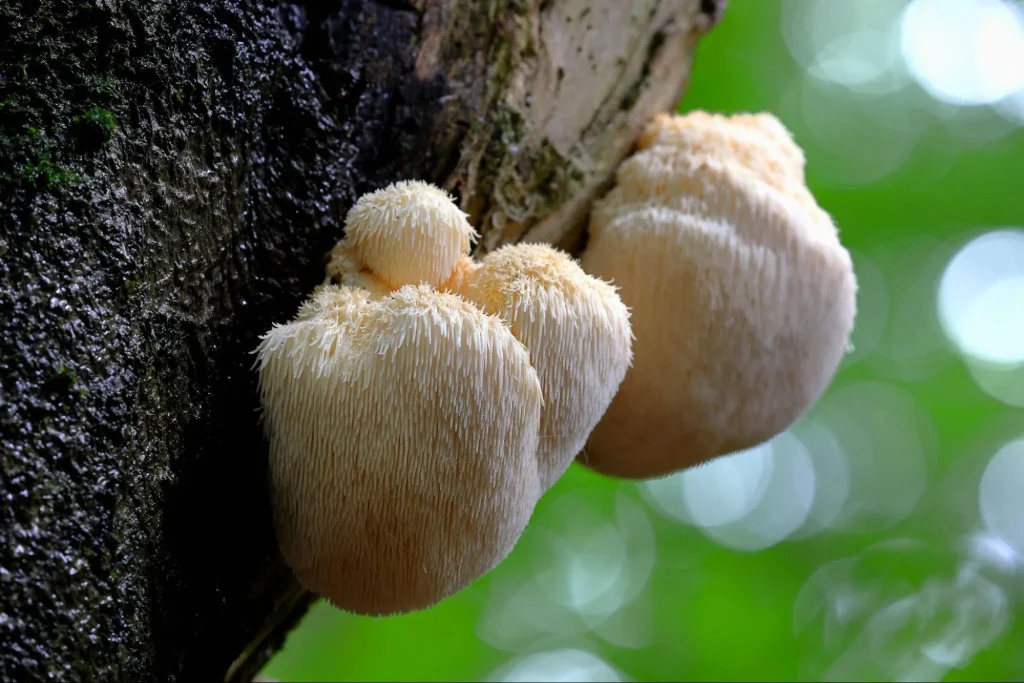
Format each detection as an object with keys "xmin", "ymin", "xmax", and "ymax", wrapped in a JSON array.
[{"xmin": 263, "ymin": 1, "xmax": 1024, "ymax": 680}]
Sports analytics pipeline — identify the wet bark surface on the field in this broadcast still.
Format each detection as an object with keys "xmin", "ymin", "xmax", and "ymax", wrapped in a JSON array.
[{"xmin": 0, "ymin": 0, "xmax": 721, "ymax": 680}]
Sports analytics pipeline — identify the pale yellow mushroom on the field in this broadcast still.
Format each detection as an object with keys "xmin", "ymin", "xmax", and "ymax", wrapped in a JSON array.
[
  {"xmin": 256, "ymin": 283, "xmax": 544, "ymax": 616},
  {"xmin": 578, "ymin": 111, "xmax": 857, "ymax": 479},
  {"xmin": 328, "ymin": 180, "xmax": 478, "ymax": 290},
  {"xmin": 447, "ymin": 243, "xmax": 634, "ymax": 490},
  {"xmin": 636, "ymin": 110, "xmax": 807, "ymax": 190}
]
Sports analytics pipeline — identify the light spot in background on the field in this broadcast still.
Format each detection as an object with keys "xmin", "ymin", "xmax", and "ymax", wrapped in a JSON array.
[
  {"xmin": 979, "ymin": 438, "xmax": 1024, "ymax": 554},
  {"xmin": 683, "ymin": 444, "xmax": 774, "ymax": 528},
  {"xmin": 476, "ymin": 566, "xmax": 583, "ymax": 653},
  {"xmin": 931, "ymin": 101, "xmax": 1024, "ymax": 146},
  {"xmin": 477, "ymin": 493, "xmax": 655, "ymax": 652},
  {"xmin": 641, "ymin": 432, "xmax": 817, "ymax": 551},
  {"xmin": 795, "ymin": 539, "xmax": 1011, "ymax": 682},
  {"xmin": 777, "ymin": 0, "xmax": 928, "ymax": 187},
  {"xmin": 488, "ymin": 649, "xmax": 626, "ymax": 683},
  {"xmin": 701, "ymin": 433, "xmax": 817, "ymax": 551},
  {"xmin": 590, "ymin": 595, "xmax": 652, "ymax": 650},
  {"xmin": 533, "ymin": 494, "xmax": 656, "ymax": 619},
  {"xmin": 996, "ymin": 87, "xmax": 1024, "ymax": 124},
  {"xmin": 833, "ymin": 573, "xmax": 1008, "ymax": 681},
  {"xmin": 807, "ymin": 30, "xmax": 901, "ymax": 92},
  {"xmin": 782, "ymin": 0, "xmax": 1024, "ymax": 154},
  {"xmin": 641, "ymin": 447, "xmax": 769, "ymax": 528},
  {"xmin": 789, "ymin": 422, "xmax": 851, "ymax": 540},
  {"xmin": 939, "ymin": 229, "xmax": 1024, "ymax": 366},
  {"xmin": 638, "ymin": 471, "xmax": 686, "ymax": 526},
  {"xmin": 781, "ymin": 0, "xmax": 911, "ymax": 96},
  {"xmin": 809, "ymin": 382, "xmax": 931, "ymax": 534},
  {"xmin": 533, "ymin": 518, "xmax": 627, "ymax": 618},
  {"xmin": 793, "ymin": 556, "xmax": 859, "ymax": 645},
  {"xmin": 900, "ymin": 0, "xmax": 1024, "ymax": 107},
  {"xmin": 959, "ymin": 277, "xmax": 1024, "ymax": 361},
  {"xmin": 963, "ymin": 530, "xmax": 1024, "ymax": 586},
  {"xmin": 779, "ymin": 76, "xmax": 919, "ymax": 187},
  {"xmin": 965, "ymin": 357, "xmax": 1024, "ymax": 407}
]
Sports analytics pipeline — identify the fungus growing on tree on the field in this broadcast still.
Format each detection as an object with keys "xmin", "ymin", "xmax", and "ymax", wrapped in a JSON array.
[
  {"xmin": 447, "ymin": 243, "xmax": 633, "ymax": 490},
  {"xmin": 256, "ymin": 283, "xmax": 543, "ymax": 616},
  {"xmin": 256, "ymin": 178, "xmax": 639, "ymax": 615},
  {"xmin": 326, "ymin": 180, "xmax": 478, "ymax": 290},
  {"xmin": 578, "ymin": 110, "xmax": 857, "ymax": 480}
]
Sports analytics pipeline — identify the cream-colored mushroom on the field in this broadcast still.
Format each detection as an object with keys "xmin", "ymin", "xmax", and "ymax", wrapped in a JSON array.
[
  {"xmin": 328, "ymin": 180, "xmax": 478, "ymax": 290},
  {"xmin": 578, "ymin": 111, "xmax": 857, "ymax": 479},
  {"xmin": 256, "ymin": 283, "xmax": 544, "ymax": 616},
  {"xmin": 636, "ymin": 110, "xmax": 808, "ymax": 190},
  {"xmin": 448, "ymin": 243, "xmax": 633, "ymax": 490}
]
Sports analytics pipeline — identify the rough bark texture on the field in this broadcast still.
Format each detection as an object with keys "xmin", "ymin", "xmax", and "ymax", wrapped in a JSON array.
[{"xmin": 0, "ymin": 0, "xmax": 721, "ymax": 680}]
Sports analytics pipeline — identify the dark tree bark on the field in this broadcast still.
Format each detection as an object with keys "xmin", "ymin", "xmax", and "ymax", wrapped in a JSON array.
[{"xmin": 0, "ymin": 0, "xmax": 721, "ymax": 680}]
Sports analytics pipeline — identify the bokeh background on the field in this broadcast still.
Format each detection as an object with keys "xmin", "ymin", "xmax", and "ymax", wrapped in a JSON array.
[{"xmin": 261, "ymin": 1, "xmax": 1024, "ymax": 680}]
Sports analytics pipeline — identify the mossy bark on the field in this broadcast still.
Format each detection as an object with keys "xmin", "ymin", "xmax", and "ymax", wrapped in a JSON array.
[{"xmin": 0, "ymin": 0, "xmax": 721, "ymax": 680}]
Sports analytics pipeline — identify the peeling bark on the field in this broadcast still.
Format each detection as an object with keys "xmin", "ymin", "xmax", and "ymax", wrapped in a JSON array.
[{"xmin": 0, "ymin": 0, "xmax": 721, "ymax": 680}]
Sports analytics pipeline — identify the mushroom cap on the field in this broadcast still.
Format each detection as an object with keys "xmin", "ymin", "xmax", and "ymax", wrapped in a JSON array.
[
  {"xmin": 256, "ymin": 283, "xmax": 543, "ymax": 616},
  {"xmin": 453, "ymin": 243, "xmax": 633, "ymax": 490},
  {"xmin": 590, "ymin": 144, "xmax": 838, "ymax": 253},
  {"xmin": 342, "ymin": 180, "xmax": 478, "ymax": 290},
  {"xmin": 578, "ymin": 111, "xmax": 857, "ymax": 479},
  {"xmin": 637, "ymin": 111, "xmax": 807, "ymax": 184}
]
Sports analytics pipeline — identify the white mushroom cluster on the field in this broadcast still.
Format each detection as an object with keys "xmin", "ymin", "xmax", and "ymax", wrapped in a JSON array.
[
  {"xmin": 255, "ymin": 109, "xmax": 858, "ymax": 616},
  {"xmin": 256, "ymin": 181, "xmax": 633, "ymax": 617},
  {"xmin": 578, "ymin": 111, "xmax": 858, "ymax": 479}
]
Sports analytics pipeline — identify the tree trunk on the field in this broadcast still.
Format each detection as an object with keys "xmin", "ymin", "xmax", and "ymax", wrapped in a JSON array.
[{"xmin": 0, "ymin": 0, "xmax": 721, "ymax": 680}]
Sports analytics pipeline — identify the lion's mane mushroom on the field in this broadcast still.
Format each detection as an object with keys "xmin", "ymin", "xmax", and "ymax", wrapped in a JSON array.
[
  {"xmin": 256, "ymin": 283, "xmax": 544, "ymax": 616},
  {"xmin": 326, "ymin": 179, "xmax": 478, "ymax": 291},
  {"xmin": 578, "ymin": 110, "xmax": 857, "ymax": 480},
  {"xmin": 446, "ymin": 243, "xmax": 633, "ymax": 490},
  {"xmin": 257, "ymin": 178, "xmax": 640, "ymax": 614}
]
